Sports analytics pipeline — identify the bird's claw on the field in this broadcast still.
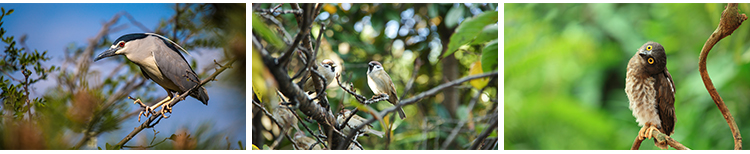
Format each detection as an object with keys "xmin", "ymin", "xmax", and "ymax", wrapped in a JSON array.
[
  {"xmin": 132, "ymin": 98, "xmax": 156, "ymax": 122},
  {"xmin": 637, "ymin": 125, "xmax": 659, "ymax": 141},
  {"xmin": 158, "ymin": 103, "xmax": 172, "ymax": 118}
]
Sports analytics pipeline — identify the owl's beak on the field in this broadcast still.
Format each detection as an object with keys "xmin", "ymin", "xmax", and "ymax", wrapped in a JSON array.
[{"xmin": 639, "ymin": 50, "xmax": 652, "ymax": 57}]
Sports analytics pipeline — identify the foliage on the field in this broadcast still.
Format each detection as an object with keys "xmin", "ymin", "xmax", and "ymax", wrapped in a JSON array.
[
  {"xmin": 0, "ymin": 4, "xmax": 245, "ymax": 150},
  {"xmin": 252, "ymin": 3, "xmax": 498, "ymax": 150},
  {"xmin": 0, "ymin": 7, "xmax": 59, "ymax": 149},
  {"xmin": 505, "ymin": 3, "xmax": 750, "ymax": 150},
  {"xmin": 0, "ymin": 7, "xmax": 57, "ymax": 120}
]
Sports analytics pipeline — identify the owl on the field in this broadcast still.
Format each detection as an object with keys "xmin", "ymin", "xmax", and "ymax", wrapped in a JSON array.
[{"xmin": 625, "ymin": 41, "xmax": 676, "ymax": 149}]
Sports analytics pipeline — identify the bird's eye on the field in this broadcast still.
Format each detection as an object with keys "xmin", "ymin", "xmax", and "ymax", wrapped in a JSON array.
[
  {"xmin": 118, "ymin": 42, "xmax": 125, "ymax": 48},
  {"xmin": 648, "ymin": 58, "xmax": 654, "ymax": 64},
  {"xmin": 646, "ymin": 45, "xmax": 652, "ymax": 51}
]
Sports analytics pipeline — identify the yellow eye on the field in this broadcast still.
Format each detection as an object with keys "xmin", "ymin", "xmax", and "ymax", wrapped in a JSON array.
[
  {"xmin": 646, "ymin": 45, "xmax": 652, "ymax": 51},
  {"xmin": 648, "ymin": 58, "xmax": 654, "ymax": 64}
]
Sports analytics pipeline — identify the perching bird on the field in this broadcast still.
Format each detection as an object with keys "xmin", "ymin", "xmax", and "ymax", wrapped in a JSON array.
[
  {"xmin": 625, "ymin": 41, "xmax": 675, "ymax": 149},
  {"xmin": 302, "ymin": 59, "xmax": 337, "ymax": 92},
  {"xmin": 367, "ymin": 61, "xmax": 406, "ymax": 119},
  {"xmin": 336, "ymin": 109, "xmax": 385, "ymax": 138},
  {"xmin": 94, "ymin": 33, "xmax": 209, "ymax": 118}
]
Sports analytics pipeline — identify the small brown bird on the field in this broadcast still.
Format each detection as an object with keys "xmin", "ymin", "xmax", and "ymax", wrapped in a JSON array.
[
  {"xmin": 336, "ymin": 109, "xmax": 385, "ymax": 138},
  {"xmin": 293, "ymin": 131, "xmax": 324, "ymax": 150},
  {"xmin": 625, "ymin": 41, "xmax": 676, "ymax": 149},
  {"xmin": 273, "ymin": 105, "xmax": 300, "ymax": 134},
  {"xmin": 303, "ymin": 59, "xmax": 337, "ymax": 92},
  {"xmin": 367, "ymin": 61, "xmax": 407, "ymax": 119}
]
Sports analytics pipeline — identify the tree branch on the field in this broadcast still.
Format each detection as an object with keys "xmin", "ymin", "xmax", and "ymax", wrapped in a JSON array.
[
  {"xmin": 115, "ymin": 59, "xmax": 236, "ymax": 149},
  {"xmin": 469, "ymin": 111, "xmax": 497, "ymax": 150},
  {"xmin": 698, "ymin": 3, "xmax": 746, "ymax": 150},
  {"xmin": 630, "ymin": 128, "xmax": 690, "ymax": 150},
  {"xmin": 337, "ymin": 71, "xmax": 498, "ymax": 149},
  {"xmin": 251, "ymin": 100, "xmax": 298, "ymax": 150},
  {"xmin": 442, "ymin": 76, "xmax": 496, "ymax": 149}
]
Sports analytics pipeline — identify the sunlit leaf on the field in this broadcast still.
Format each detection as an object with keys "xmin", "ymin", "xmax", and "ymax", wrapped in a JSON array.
[
  {"xmin": 443, "ymin": 11, "xmax": 498, "ymax": 59},
  {"xmin": 469, "ymin": 61, "xmax": 488, "ymax": 89}
]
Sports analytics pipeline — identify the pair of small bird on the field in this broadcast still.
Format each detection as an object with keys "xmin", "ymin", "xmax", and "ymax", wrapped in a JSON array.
[{"xmin": 303, "ymin": 59, "xmax": 407, "ymax": 120}]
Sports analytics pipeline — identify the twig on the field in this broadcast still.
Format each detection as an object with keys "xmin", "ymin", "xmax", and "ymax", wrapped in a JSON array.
[
  {"xmin": 336, "ymin": 74, "xmax": 391, "ymax": 105},
  {"xmin": 400, "ymin": 58, "xmax": 422, "ymax": 99},
  {"xmin": 122, "ymin": 129, "xmax": 170, "ymax": 149},
  {"xmin": 252, "ymin": 100, "xmax": 298, "ymax": 150},
  {"xmin": 442, "ymin": 76, "xmax": 496, "ymax": 149},
  {"xmin": 338, "ymin": 71, "xmax": 498, "ymax": 149},
  {"xmin": 115, "ymin": 59, "xmax": 236, "ymax": 149},
  {"xmin": 288, "ymin": 105, "xmax": 328, "ymax": 149},
  {"xmin": 254, "ymin": 8, "xmax": 304, "ymax": 15},
  {"xmin": 469, "ymin": 113, "xmax": 497, "ymax": 150},
  {"xmin": 698, "ymin": 3, "xmax": 746, "ymax": 150},
  {"xmin": 630, "ymin": 128, "xmax": 690, "ymax": 150}
]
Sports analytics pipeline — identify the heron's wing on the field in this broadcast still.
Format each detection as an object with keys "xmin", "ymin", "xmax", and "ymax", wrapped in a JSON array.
[
  {"xmin": 146, "ymin": 33, "xmax": 191, "ymax": 56},
  {"xmin": 151, "ymin": 37, "xmax": 201, "ymax": 93}
]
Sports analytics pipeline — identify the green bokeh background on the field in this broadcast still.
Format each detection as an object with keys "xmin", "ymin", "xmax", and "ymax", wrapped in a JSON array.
[{"xmin": 505, "ymin": 3, "xmax": 750, "ymax": 150}]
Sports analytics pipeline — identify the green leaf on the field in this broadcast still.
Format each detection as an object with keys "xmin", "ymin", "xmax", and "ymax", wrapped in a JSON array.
[
  {"xmin": 472, "ymin": 23, "xmax": 498, "ymax": 45},
  {"xmin": 443, "ymin": 11, "xmax": 498, "ymax": 59},
  {"xmin": 251, "ymin": 13, "xmax": 285, "ymax": 49},
  {"xmin": 444, "ymin": 5, "xmax": 464, "ymax": 28},
  {"xmin": 481, "ymin": 40, "xmax": 498, "ymax": 72},
  {"xmin": 6, "ymin": 9, "xmax": 12, "ymax": 15}
]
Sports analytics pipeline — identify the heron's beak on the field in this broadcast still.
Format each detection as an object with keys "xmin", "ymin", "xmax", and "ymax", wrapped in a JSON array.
[{"xmin": 94, "ymin": 48, "xmax": 118, "ymax": 61}]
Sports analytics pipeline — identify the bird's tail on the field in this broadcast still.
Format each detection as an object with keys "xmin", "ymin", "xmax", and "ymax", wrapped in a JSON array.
[{"xmin": 191, "ymin": 87, "xmax": 209, "ymax": 105}]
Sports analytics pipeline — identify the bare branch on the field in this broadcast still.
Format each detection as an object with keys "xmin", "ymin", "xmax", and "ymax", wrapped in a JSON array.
[
  {"xmin": 631, "ymin": 128, "xmax": 690, "ymax": 150},
  {"xmin": 469, "ymin": 112, "xmax": 497, "ymax": 150},
  {"xmin": 442, "ymin": 76, "xmax": 496, "ymax": 149},
  {"xmin": 338, "ymin": 71, "xmax": 498, "ymax": 149},
  {"xmin": 698, "ymin": 3, "xmax": 746, "ymax": 150},
  {"xmin": 115, "ymin": 59, "xmax": 236, "ymax": 149}
]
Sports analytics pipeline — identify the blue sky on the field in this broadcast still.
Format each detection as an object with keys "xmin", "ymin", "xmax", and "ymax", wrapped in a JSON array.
[{"xmin": 1, "ymin": 3, "xmax": 245, "ymax": 149}]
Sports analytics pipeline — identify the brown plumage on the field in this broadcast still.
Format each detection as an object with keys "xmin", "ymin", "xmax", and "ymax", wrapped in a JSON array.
[
  {"xmin": 367, "ymin": 61, "xmax": 407, "ymax": 119},
  {"xmin": 625, "ymin": 41, "xmax": 676, "ymax": 149}
]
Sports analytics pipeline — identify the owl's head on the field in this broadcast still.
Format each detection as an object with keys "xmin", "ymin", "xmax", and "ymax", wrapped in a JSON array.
[{"xmin": 638, "ymin": 41, "xmax": 667, "ymax": 75}]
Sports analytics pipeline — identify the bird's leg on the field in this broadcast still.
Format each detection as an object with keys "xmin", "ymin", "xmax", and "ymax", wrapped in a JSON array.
[
  {"xmin": 155, "ymin": 93, "xmax": 186, "ymax": 118},
  {"xmin": 148, "ymin": 95, "xmax": 173, "ymax": 118}
]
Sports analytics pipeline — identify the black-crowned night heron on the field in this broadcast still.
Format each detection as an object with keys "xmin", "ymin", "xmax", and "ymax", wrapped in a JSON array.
[{"xmin": 94, "ymin": 33, "xmax": 208, "ymax": 118}]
